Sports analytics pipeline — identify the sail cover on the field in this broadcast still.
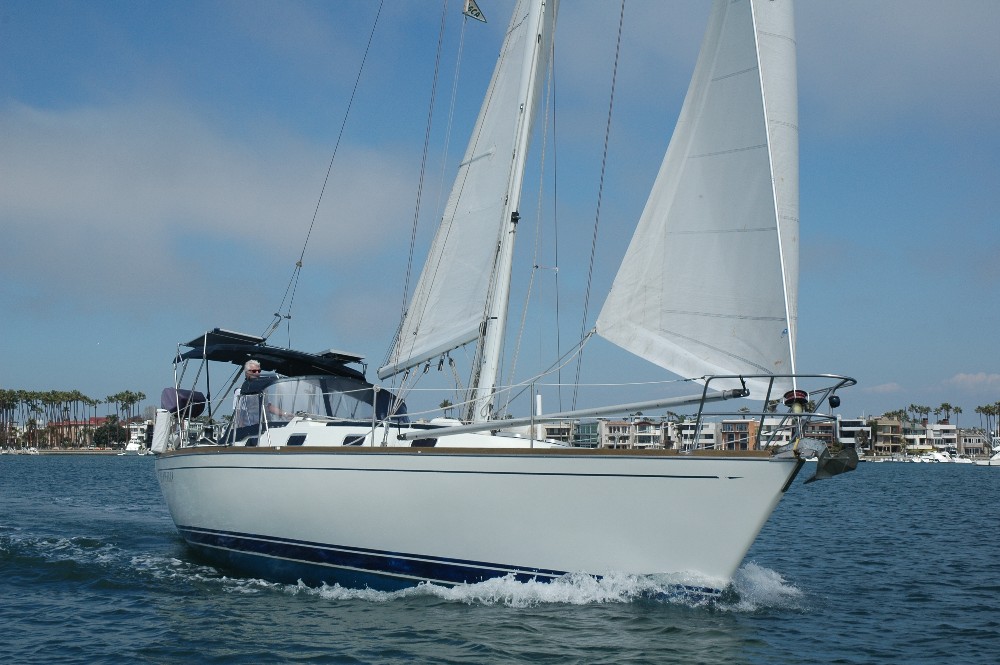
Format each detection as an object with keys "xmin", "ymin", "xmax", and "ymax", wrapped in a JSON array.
[
  {"xmin": 380, "ymin": 0, "xmax": 556, "ymax": 380},
  {"xmin": 597, "ymin": 0, "xmax": 799, "ymax": 397}
]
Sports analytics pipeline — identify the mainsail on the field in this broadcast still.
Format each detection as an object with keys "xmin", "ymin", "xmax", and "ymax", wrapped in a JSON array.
[
  {"xmin": 597, "ymin": 0, "xmax": 799, "ymax": 397},
  {"xmin": 379, "ymin": 0, "xmax": 557, "ymax": 390}
]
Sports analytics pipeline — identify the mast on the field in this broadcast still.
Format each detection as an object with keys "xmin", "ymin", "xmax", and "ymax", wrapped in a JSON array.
[{"xmin": 468, "ymin": 0, "xmax": 554, "ymax": 423}]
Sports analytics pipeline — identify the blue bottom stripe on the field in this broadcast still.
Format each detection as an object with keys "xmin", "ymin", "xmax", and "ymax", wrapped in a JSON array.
[
  {"xmin": 177, "ymin": 525, "xmax": 566, "ymax": 590},
  {"xmin": 176, "ymin": 526, "xmax": 724, "ymax": 598}
]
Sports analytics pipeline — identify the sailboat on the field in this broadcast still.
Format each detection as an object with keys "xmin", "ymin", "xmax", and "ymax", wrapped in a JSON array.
[{"xmin": 153, "ymin": 0, "xmax": 857, "ymax": 594}]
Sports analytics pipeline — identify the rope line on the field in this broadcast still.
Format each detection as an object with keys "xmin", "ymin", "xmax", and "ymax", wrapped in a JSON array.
[
  {"xmin": 572, "ymin": 0, "xmax": 625, "ymax": 409},
  {"xmin": 265, "ymin": 1, "xmax": 386, "ymax": 344}
]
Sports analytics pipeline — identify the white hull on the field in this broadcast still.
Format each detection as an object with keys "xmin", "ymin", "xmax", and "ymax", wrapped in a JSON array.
[
  {"xmin": 975, "ymin": 454, "xmax": 1000, "ymax": 466},
  {"xmin": 155, "ymin": 445, "xmax": 802, "ymax": 591}
]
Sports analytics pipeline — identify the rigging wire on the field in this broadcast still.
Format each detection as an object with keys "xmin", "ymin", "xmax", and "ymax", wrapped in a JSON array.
[
  {"xmin": 435, "ymin": 11, "xmax": 471, "ymax": 239},
  {"xmin": 571, "ymin": 0, "xmax": 626, "ymax": 410},
  {"xmin": 550, "ymin": 55, "xmax": 562, "ymax": 413},
  {"xmin": 383, "ymin": 0, "xmax": 453, "ymax": 383},
  {"xmin": 494, "ymin": 329, "xmax": 597, "ymax": 412},
  {"xmin": 263, "ymin": 0, "xmax": 386, "ymax": 345}
]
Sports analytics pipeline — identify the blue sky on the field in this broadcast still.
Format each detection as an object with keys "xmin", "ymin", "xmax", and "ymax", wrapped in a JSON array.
[{"xmin": 2, "ymin": 0, "xmax": 998, "ymax": 424}]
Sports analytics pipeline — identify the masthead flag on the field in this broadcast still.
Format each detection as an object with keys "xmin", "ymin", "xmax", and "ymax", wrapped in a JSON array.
[{"xmin": 463, "ymin": 0, "xmax": 487, "ymax": 23}]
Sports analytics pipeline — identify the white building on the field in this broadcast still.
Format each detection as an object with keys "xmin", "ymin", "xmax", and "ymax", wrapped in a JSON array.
[
  {"xmin": 838, "ymin": 417, "xmax": 872, "ymax": 451},
  {"xmin": 958, "ymin": 429, "xmax": 989, "ymax": 457},
  {"xmin": 671, "ymin": 420, "xmax": 718, "ymax": 451},
  {"xmin": 925, "ymin": 421, "xmax": 958, "ymax": 453},
  {"xmin": 128, "ymin": 420, "xmax": 151, "ymax": 446},
  {"xmin": 597, "ymin": 419, "xmax": 665, "ymax": 449}
]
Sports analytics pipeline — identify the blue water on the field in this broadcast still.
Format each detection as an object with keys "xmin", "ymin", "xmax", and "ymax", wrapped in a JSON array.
[{"xmin": 2, "ymin": 455, "xmax": 998, "ymax": 664}]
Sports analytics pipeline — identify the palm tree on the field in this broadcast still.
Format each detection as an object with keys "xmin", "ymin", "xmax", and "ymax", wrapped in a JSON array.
[
  {"xmin": 855, "ymin": 428, "xmax": 870, "ymax": 454},
  {"xmin": 106, "ymin": 393, "xmax": 123, "ymax": 424},
  {"xmin": 976, "ymin": 403, "xmax": 998, "ymax": 442},
  {"xmin": 106, "ymin": 390, "xmax": 148, "ymax": 446},
  {"xmin": 75, "ymin": 396, "xmax": 100, "ymax": 447},
  {"xmin": 0, "ymin": 389, "xmax": 16, "ymax": 447},
  {"xmin": 41, "ymin": 390, "xmax": 62, "ymax": 448},
  {"xmin": 883, "ymin": 409, "xmax": 905, "ymax": 423},
  {"xmin": 989, "ymin": 403, "xmax": 1000, "ymax": 439}
]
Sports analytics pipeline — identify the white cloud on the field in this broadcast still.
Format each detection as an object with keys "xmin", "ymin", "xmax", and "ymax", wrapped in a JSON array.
[
  {"xmin": 0, "ymin": 100, "xmax": 420, "ymax": 311},
  {"xmin": 945, "ymin": 373, "xmax": 1000, "ymax": 391},
  {"xmin": 863, "ymin": 382, "xmax": 903, "ymax": 395}
]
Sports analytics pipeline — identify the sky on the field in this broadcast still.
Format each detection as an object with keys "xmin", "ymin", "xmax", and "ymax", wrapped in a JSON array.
[{"xmin": 1, "ymin": 0, "xmax": 998, "ymax": 425}]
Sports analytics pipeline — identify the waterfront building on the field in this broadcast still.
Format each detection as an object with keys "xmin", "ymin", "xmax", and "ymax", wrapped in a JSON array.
[
  {"xmin": 128, "ymin": 420, "xmax": 151, "ymax": 447},
  {"xmin": 837, "ymin": 417, "xmax": 872, "ymax": 453},
  {"xmin": 872, "ymin": 417, "xmax": 904, "ymax": 456},
  {"xmin": 760, "ymin": 417, "xmax": 794, "ymax": 448},
  {"xmin": 597, "ymin": 418, "xmax": 666, "ymax": 449},
  {"xmin": 633, "ymin": 418, "xmax": 662, "ymax": 449},
  {"xmin": 38, "ymin": 416, "xmax": 111, "ymax": 449},
  {"xmin": 719, "ymin": 418, "xmax": 759, "ymax": 450},
  {"xmin": 925, "ymin": 420, "xmax": 958, "ymax": 454},
  {"xmin": 671, "ymin": 420, "xmax": 718, "ymax": 451},
  {"xmin": 573, "ymin": 420, "xmax": 599, "ymax": 448},
  {"xmin": 600, "ymin": 419, "xmax": 631, "ymax": 448},
  {"xmin": 902, "ymin": 419, "xmax": 932, "ymax": 455},
  {"xmin": 802, "ymin": 418, "xmax": 836, "ymax": 449},
  {"xmin": 958, "ymin": 429, "xmax": 988, "ymax": 457},
  {"xmin": 540, "ymin": 421, "xmax": 575, "ymax": 444}
]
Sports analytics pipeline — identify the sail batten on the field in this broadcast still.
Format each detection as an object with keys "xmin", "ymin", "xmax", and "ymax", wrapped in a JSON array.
[{"xmin": 596, "ymin": 0, "xmax": 798, "ymax": 397}]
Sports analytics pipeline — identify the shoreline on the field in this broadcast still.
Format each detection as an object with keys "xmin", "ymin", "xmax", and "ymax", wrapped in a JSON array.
[{"xmin": 2, "ymin": 449, "xmax": 135, "ymax": 456}]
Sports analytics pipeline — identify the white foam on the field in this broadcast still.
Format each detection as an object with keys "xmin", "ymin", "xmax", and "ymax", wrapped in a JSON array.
[
  {"xmin": 280, "ymin": 571, "xmax": 732, "ymax": 608},
  {"xmin": 721, "ymin": 561, "xmax": 805, "ymax": 612},
  {"xmin": 120, "ymin": 549, "xmax": 805, "ymax": 612}
]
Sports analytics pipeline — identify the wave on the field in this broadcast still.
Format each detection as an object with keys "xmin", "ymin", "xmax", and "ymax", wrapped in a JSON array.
[
  {"xmin": 2, "ymin": 524, "xmax": 804, "ymax": 612},
  {"xmin": 257, "ymin": 565, "xmax": 805, "ymax": 611}
]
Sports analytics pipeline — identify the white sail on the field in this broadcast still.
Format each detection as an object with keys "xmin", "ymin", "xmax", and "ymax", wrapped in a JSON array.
[
  {"xmin": 596, "ymin": 0, "xmax": 798, "ymax": 397},
  {"xmin": 379, "ymin": 0, "xmax": 557, "ymax": 382}
]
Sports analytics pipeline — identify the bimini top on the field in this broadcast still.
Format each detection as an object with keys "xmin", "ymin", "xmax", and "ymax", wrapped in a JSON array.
[{"xmin": 176, "ymin": 328, "xmax": 367, "ymax": 381}]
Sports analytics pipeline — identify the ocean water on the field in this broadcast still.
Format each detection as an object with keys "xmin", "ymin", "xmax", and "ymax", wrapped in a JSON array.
[{"xmin": 2, "ymin": 455, "xmax": 998, "ymax": 664}]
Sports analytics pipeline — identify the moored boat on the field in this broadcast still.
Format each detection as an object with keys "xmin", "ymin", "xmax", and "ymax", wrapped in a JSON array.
[{"xmin": 975, "ymin": 450, "xmax": 1000, "ymax": 466}]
